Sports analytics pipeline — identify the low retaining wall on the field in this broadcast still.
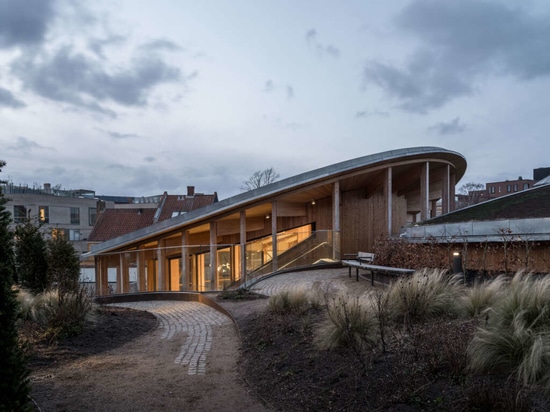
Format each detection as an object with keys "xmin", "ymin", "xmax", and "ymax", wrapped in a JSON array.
[{"xmin": 94, "ymin": 292, "xmax": 238, "ymax": 330}]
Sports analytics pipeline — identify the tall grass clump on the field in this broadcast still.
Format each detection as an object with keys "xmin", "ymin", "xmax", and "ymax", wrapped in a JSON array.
[
  {"xmin": 315, "ymin": 294, "xmax": 379, "ymax": 373},
  {"xmin": 458, "ymin": 275, "xmax": 506, "ymax": 317},
  {"xmin": 267, "ymin": 289, "xmax": 309, "ymax": 315},
  {"xmin": 386, "ymin": 269, "xmax": 464, "ymax": 325},
  {"xmin": 16, "ymin": 287, "xmax": 96, "ymax": 340},
  {"xmin": 468, "ymin": 272, "xmax": 550, "ymax": 391}
]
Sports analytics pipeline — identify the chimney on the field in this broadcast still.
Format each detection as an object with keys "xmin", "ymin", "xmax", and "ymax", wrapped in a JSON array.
[
  {"xmin": 187, "ymin": 186, "xmax": 195, "ymax": 196},
  {"xmin": 44, "ymin": 183, "xmax": 51, "ymax": 194}
]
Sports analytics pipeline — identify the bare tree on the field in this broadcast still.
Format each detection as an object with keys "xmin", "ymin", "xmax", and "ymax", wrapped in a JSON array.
[
  {"xmin": 458, "ymin": 182, "xmax": 485, "ymax": 207},
  {"xmin": 240, "ymin": 167, "xmax": 280, "ymax": 191}
]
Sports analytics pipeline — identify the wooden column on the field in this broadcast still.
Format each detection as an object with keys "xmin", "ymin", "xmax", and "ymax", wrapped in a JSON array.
[
  {"xmin": 271, "ymin": 201, "xmax": 278, "ymax": 271},
  {"xmin": 420, "ymin": 162, "xmax": 430, "ymax": 221},
  {"xmin": 137, "ymin": 248, "xmax": 145, "ymax": 292},
  {"xmin": 450, "ymin": 171, "xmax": 457, "ymax": 212},
  {"xmin": 240, "ymin": 211, "xmax": 247, "ymax": 285},
  {"xmin": 332, "ymin": 181, "xmax": 340, "ymax": 260},
  {"xmin": 157, "ymin": 240, "xmax": 166, "ymax": 291},
  {"xmin": 180, "ymin": 231, "xmax": 189, "ymax": 291},
  {"xmin": 96, "ymin": 256, "xmax": 109, "ymax": 296},
  {"xmin": 115, "ymin": 254, "xmax": 122, "ymax": 294},
  {"xmin": 210, "ymin": 222, "xmax": 217, "ymax": 290},
  {"xmin": 120, "ymin": 253, "xmax": 129, "ymax": 293},
  {"xmin": 385, "ymin": 167, "xmax": 393, "ymax": 235},
  {"xmin": 441, "ymin": 164, "xmax": 451, "ymax": 215}
]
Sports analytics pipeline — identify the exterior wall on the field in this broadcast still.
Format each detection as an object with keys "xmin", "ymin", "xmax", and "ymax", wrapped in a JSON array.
[
  {"xmin": 87, "ymin": 148, "xmax": 466, "ymax": 294},
  {"xmin": 5, "ymin": 192, "xmax": 103, "ymax": 255},
  {"xmin": 340, "ymin": 189, "xmax": 407, "ymax": 254}
]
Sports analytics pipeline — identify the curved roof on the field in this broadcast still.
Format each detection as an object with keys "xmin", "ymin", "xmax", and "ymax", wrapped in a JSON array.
[{"xmin": 87, "ymin": 146, "xmax": 466, "ymax": 255}]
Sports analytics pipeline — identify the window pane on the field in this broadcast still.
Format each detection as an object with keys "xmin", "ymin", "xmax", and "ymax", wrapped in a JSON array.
[
  {"xmin": 88, "ymin": 207, "xmax": 97, "ymax": 226},
  {"xmin": 70, "ymin": 207, "xmax": 80, "ymax": 225},
  {"xmin": 14, "ymin": 205, "xmax": 26, "ymax": 223},
  {"xmin": 69, "ymin": 229, "xmax": 81, "ymax": 241},
  {"xmin": 39, "ymin": 206, "xmax": 49, "ymax": 223}
]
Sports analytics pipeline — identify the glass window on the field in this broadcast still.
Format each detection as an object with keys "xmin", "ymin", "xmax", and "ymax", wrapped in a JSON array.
[
  {"xmin": 513, "ymin": 184, "xmax": 518, "ymax": 192},
  {"xmin": 70, "ymin": 207, "xmax": 80, "ymax": 225},
  {"xmin": 507, "ymin": 185, "xmax": 512, "ymax": 193},
  {"xmin": 13, "ymin": 205, "xmax": 26, "ymax": 223},
  {"xmin": 52, "ymin": 228, "xmax": 66, "ymax": 240},
  {"xmin": 39, "ymin": 206, "xmax": 49, "ymax": 223},
  {"xmin": 523, "ymin": 183, "xmax": 529, "ymax": 190},
  {"xmin": 88, "ymin": 207, "xmax": 97, "ymax": 226},
  {"xmin": 490, "ymin": 186, "xmax": 495, "ymax": 194},
  {"xmin": 69, "ymin": 229, "xmax": 81, "ymax": 241}
]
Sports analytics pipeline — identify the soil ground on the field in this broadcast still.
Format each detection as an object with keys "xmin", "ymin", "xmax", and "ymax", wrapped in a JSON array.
[{"xmin": 25, "ymin": 270, "xmax": 550, "ymax": 411}]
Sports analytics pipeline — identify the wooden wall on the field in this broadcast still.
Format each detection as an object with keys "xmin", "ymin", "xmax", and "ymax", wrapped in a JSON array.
[{"xmin": 341, "ymin": 188, "xmax": 408, "ymax": 255}]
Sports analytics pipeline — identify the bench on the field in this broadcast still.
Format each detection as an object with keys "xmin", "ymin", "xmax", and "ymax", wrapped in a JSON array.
[{"xmin": 342, "ymin": 252, "xmax": 415, "ymax": 285}]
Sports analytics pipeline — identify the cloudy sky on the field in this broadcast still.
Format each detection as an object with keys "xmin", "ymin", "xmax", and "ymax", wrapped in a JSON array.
[{"xmin": 1, "ymin": 0, "xmax": 549, "ymax": 199}]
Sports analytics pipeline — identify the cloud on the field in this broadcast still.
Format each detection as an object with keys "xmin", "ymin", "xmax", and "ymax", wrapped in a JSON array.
[
  {"xmin": 264, "ymin": 80, "xmax": 274, "ymax": 93},
  {"xmin": 286, "ymin": 85, "xmax": 294, "ymax": 100},
  {"xmin": 7, "ymin": 137, "xmax": 52, "ymax": 153},
  {"xmin": 139, "ymin": 39, "xmax": 182, "ymax": 53},
  {"xmin": 0, "ymin": 0, "xmax": 55, "ymax": 48},
  {"xmin": 0, "ymin": 87, "xmax": 25, "ymax": 108},
  {"xmin": 95, "ymin": 128, "xmax": 140, "ymax": 139},
  {"xmin": 264, "ymin": 80, "xmax": 294, "ymax": 100},
  {"xmin": 305, "ymin": 28, "xmax": 340, "ymax": 58},
  {"xmin": 428, "ymin": 117, "xmax": 466, "ymax": 135},
  {"xmin": 355, "ymin": 110, "xmax": 389, "ymax": 119},
  {"xmin": 11, "ymin": 46, "xmax": 181, "ymax": 114},
  {"xmin": 88, "ymin": 35, "xmax": 126, "ymax": 59},
  {"xmin": 364, "ymin": 0, "xmax": 550, "ymax": 112}
]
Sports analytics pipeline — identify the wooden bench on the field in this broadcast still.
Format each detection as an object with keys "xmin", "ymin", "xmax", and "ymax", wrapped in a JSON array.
[{"xmin": 342, "ymin": 252, "xmax": 415, "ymax": 285}]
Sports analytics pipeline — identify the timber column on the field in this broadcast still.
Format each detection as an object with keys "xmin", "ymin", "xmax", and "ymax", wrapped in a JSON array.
[
  {"xmin": 332, "ymin": 181, "xmax": 340, "ymax": 260},
  {"xmin": 180, "ymin": 230, "xmax": 189, "ymax": 291},
  {"xmin": 240, "ymin": 211, "xmax": 247, "ymax": 285},
  {"xmin": 420, "ymin": 162, "xmax": 430, "ymax": 221},
  {"xmin": 271, "ymin": 201, "xmax": 278, "ymax": 271}
]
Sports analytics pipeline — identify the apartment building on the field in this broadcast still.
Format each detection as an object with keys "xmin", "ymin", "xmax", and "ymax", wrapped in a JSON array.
[{"xmin": 2, "ymin": 183, "xmax": 108, "ymax": 256}]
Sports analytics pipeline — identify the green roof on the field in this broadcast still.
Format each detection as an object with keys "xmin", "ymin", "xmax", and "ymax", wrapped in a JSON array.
[{"xmin": 424, "ymin": 184, "xmax": 550, "ymax": 225}]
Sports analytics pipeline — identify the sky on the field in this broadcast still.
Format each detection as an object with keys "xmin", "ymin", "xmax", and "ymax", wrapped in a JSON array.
[{"xmin": 1, "ymin": 0, "xmax": 550, "ymax": 200}]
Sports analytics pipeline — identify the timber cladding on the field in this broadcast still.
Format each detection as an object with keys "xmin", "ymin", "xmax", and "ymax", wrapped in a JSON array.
[{"xmin": 341, "ymin": 188, "xmax": 408, "ymax": 254}]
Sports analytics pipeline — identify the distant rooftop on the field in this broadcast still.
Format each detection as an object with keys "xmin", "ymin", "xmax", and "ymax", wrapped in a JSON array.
[{"xmin": 423, "ymin": 183, "xmax": 550, "ymax": 225}]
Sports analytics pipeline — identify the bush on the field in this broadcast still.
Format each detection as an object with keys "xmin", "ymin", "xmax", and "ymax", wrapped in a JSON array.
[
  {"xmin": 468, "ymin": 272, "xmax": 550, "ymax": 391},
  {"xmin": 458, "ymin": 275, "xmax": 505, "ymax": 317},
  {"xmin": 386, "ymin": 269, "xmax": 464, "ymax": 325},
  {"xmin": 316, "ymin": 294, "xmax": 378, "ymax": 350},
  {"xmin": 267, "ymin": 289, "xmax": 309, "ymax": 315},
  {"xmin": 17, "ymin": 287, "xmax": 96, "ymax": 341}
]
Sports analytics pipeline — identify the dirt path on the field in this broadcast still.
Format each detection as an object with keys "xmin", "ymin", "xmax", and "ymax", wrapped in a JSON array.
[{"xmin": 30, "ymin": 301, "xmax": 270, "ymax": 412}]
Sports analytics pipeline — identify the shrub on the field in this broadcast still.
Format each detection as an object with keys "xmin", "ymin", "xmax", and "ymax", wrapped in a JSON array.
[
  {"xmin": 386, "ymin": 269, "xmax": 464, "ymax": 325},
  {"xmin": 267, "ymin": 289, "xmax": 309, "ymax": 315},
  {"xmin": 468, "ymin": 272, "xmax": 550, "ymax": 391},
  {"xmin": 17, "ymin": 287, "xmax": 96, "ymax": 341},
  {"xmin": 458, "ymin": 275, "xmax": 505, "ymax": 317},
  {"xmin": 316, "ymin": 294, "xmax": 378, "ymax": 351}
]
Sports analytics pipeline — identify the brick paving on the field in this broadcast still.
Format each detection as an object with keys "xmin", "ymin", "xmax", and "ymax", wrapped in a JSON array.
[
  {"xmin": 109, "ymin": 301, "xmax": 230, "ymax": 375},
  {"xmin": 107, "ymin": 269, "xmax": 366, "ymax": 377},
  {"xmin": 249, "ymin": 268, "xmax": 351, "ymax": 296}
]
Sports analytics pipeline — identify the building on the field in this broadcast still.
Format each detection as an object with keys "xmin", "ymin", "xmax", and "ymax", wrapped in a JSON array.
[
  {"xmin": 485, "ymin": 177, "xmax": 535, "ymax": 199},
  {"xmin": 456, "ymin": 167, "xmax": 550, "ymax": 209},
  {"xmin": 84, "ymin": 147, "xmax": 467, "ymax": 295},
  {"xmin": 87, "ymin": 187, "xmax": 218, "ymax": 244},
  {"xmin": 2, "ymin": 183, "xmax": 105, "ymax": 256},
  {"xmin": 401, "ymin": 181, "xmax": 550, "ymax": 274}
]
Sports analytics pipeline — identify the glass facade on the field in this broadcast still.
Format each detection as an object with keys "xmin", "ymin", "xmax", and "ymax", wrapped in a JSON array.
[{"xmin": 102, "ymin": 226, "xmax": 334, "ymax": 294}]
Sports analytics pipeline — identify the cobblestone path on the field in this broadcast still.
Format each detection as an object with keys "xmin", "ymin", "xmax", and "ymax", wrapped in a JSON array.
[
  {"xmin": 250, "ymin": 268, "xmax": 351, "ymax": 296},
  {"xmin": 109, "ymin": 301, "xmax": 230, "ymax": 375}
]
